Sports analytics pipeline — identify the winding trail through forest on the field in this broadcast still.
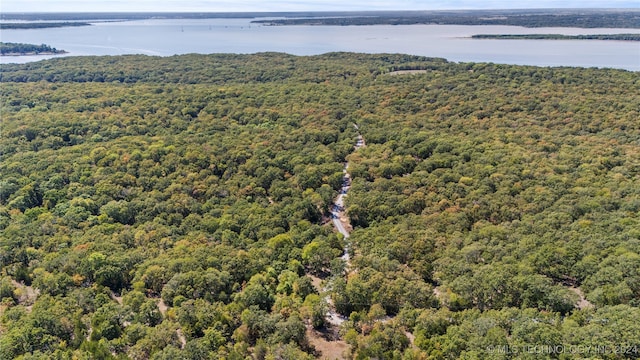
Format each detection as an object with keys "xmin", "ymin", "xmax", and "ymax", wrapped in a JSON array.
[
  {"xmin": 325, "ymin": 124, "xmax": 365, "ymax": 326},
  {"xmin": 331, "ymin": 125, "xmax": 365, "ymax": 264},
  {"xmin": 307, "ymin": 124, "xmax": 365, "ymax": 359}
]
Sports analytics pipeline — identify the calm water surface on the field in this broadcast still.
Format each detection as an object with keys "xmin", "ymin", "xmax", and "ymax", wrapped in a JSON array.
[{"xmin": 1, "ymin": 18, "xmax": 639, "ymax": 70}]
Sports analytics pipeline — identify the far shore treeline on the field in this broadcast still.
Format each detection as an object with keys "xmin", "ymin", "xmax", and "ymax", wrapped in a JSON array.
[
  {"xmin": 0, "ymin": 22, "xmax": 91, "ymax": 29},
  {"xmin": 1, "ymin": 9, "xmax": 639, "ymax": 28},
  {"xmin": 472, "ymin": 33, "xmax": 640, "ymax": 41},
  {"xmin": 0, "ymin": 42, "xmax": 67, "ymax": 56}
]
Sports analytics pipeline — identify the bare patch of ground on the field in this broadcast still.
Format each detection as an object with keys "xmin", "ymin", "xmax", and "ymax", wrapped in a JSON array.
[
  {"xmin": 387, "ymin": 70, "xmax": 428, "ymax": 76},
  {"xmin": 11, "ymin": 280, "xmax": 39, "ymax": 310},
  {"xmin": 569, "ymin": 287, "xmax": 594, "ymax": 309},
  {"xmin": 405, "ymin": 331, "xmax": 416, "ymax": 347},
  {"xmin": 306, "ymin": 326, "xmax": 349, "ymax": 360},
  {"xmin": 433, "ymin": 285, "xmax": 442, "ymax": 299},
  {"xmin": 176, "ymin": 328, "xmax": 187, "ymax": 348},
  {"xmin": 157, "ymin": 298, "xmax": 169, "ymax": 315},
  {"xmin": 110, "ymin": 291, "xmax": 123, "ymax": 305}
]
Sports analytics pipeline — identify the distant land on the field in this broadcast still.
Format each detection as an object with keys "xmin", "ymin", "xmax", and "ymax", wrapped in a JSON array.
[
  {"xmin": 0, "ymin": 42, "xmax": 67, "ymax": 56},
  {"xmin": 1, "ymin": 9, "xmax": 639, "ymax": 28},
  {"xmin": 0, "ymin": 22, "xmax": 91, "ymax": 30},
  {"xmin": 472, "ymin": 33, "xmax": 640, "ymax": 40},
  {"xmin": 251, "ymin": 9, "xmax": 640, "ymax": 28}
]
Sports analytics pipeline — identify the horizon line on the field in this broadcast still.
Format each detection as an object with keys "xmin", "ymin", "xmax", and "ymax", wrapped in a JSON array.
[{"xmin": 3, "ymin": 8, "xmax": 640, "ymax": 13}]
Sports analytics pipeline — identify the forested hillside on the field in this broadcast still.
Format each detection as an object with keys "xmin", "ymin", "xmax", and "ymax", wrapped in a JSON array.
[{"xmin": 1, "ymin": 53, "xmax": 639, "ymax": 359}]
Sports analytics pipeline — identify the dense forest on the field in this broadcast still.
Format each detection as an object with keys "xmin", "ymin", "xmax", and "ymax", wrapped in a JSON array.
[
  {"xmin": 1, "ymin": 53, "xmax": 639, "ymax": 359},
  {"xmin": 0, "ymin": 42, "xmax": 67, "ymax": 56}
]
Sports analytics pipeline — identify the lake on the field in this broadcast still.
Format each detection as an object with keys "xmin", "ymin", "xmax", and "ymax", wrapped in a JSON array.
[{"xmin": 1, "ymin": 18, "xmax": 639, "ymax": 70}]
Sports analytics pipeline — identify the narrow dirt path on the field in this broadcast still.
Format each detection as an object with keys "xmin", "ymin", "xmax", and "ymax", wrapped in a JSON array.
[
  {"xmin": 306, "ymin": 124, "xmax": 365, "ymax": 360},
  {"xmin": 324, "ymin": 124, "xmax": 365, "ymax": 325},
  {"xmin": 330, "ymin": 125, "xmax": 365, "ymax": 267}
]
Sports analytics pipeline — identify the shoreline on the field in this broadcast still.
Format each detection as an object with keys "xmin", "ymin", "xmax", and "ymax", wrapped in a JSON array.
[
  {"xmin": 1, "ymin": 51, "xmax": 68, "ymax": 56},
  {"xmin": 471, "ymin": 33, "xmax": 640, "ymax": 41},
  {"xmin": 0, "ymin": 22, "xmax": 91, "ymax": 30}
]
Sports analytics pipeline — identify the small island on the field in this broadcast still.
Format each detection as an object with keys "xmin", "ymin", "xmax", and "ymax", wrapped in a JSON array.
[
  {"xmin": 0, "ymin": 42, "xmax": 67, "ymax": 56},
  {"xmin": 472, "ymin": 34, "xmax": 640, "ymax": 41}
]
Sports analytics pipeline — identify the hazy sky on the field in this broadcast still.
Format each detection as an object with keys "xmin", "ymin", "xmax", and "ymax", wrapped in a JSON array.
[{"xmin": 2, "ymin": 0, "xmax": 638, "ymax": 12}]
